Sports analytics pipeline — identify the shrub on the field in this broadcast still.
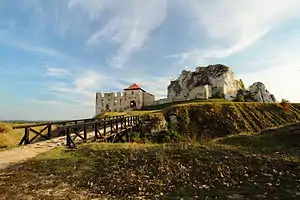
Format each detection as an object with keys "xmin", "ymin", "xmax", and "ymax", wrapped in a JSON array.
[
  {"xmin": 0, "ymin": 124, "xmax": 8, "ymax": 134},
  {"xmin": 154, "ymin": 129, "xmax": 179, "ymax": 143},
  {"xmin": 280, "ymin": 99, "xmax": 291, "ymax": 110},
  {"xmin": 234, "ymin": 93, "xmax": 245, "ymax": 102},
  {"xmin": 213, "ymin": 91, "xmax": 225, "ymax": 99},
  {"xmin": 238, "ymin": 79, "xmax": 246, "ymax": 90}
]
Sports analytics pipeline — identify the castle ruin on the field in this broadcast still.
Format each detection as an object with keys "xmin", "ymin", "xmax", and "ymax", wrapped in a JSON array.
[{"xmin": 95, "ymin": 83, "xmax": 155, "ymax": 115}]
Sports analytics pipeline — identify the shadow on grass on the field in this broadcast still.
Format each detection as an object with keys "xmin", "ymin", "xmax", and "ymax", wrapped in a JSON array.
[
  {"xmin": 0, "ymin": 142, "xmax": 299, "ymax": 199},
  {"xmin": 218, "ymin": 123, "xmax": 300, "ymax": 156}
]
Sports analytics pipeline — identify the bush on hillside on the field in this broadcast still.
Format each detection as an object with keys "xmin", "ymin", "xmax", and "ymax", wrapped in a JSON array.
[
  {"xmin": 0, "ymin": 124, "xmax": 9, "ymax": 134},
  {"xmin": 233, "ymin": 90, "xmax": 245, "ymax": 102},
  {"xmin": 212, "ymin": 91, "xmax": 225, "ymax": 99},
  {"xmin": 280, "ymin": 99, "xmax": 291, "ymax": 110}
]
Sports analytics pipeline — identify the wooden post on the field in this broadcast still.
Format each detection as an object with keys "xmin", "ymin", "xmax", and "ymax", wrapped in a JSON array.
[
  {"xmin": 103, "ymin": 121, "xmax": 106, "ymax": 135},
  {"xmin": 120, "ymin": 117, "xmax": 123, "ymax": 129},
  {"xmin": 116, "ymin": 119, "xmax": 118, "ymax": 133},
  {"xmin": 47, "ymin": 124, "xmax": 52, "ymax": 139},
  {"xmin": 66, "ymin": 128, "xmax": 71, "ymax": 148},
  {"xmin": 110, "ymin": 120, "xmax": 113, "ymax": 133},
  {"xmin": 84, "ymin": 125, "xmax": 87, "ymax": 141},
  {"xmin": 25, "ymin": 128, "xmax": 30, "ymax": 145},
  {"xmin": 94, "ymin": 123, "xmax": 98, "ymax": 138},
  {"xmin": 126, "ymin": 130, "xmax": 129, "ymax": 142}
]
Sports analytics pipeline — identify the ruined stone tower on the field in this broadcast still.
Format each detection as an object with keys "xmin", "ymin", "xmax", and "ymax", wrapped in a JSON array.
[{"xmin": 95, "ymin": 83, "xmax": 155, "ymax": 115}]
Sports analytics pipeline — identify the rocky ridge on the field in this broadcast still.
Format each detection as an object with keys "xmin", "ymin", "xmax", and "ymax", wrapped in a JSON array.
[{"xmin": 167, "ymin": 64, "xmax": 277, "ymax": 103}]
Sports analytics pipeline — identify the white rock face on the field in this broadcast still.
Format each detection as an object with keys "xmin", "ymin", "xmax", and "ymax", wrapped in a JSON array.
[
  {"xmin": 167, "ymin": 64, "xmax": 243, "ymax": 101},
  {"xmin": 248, "ymin": 82, "xmax": 276, "ymax": 102}
]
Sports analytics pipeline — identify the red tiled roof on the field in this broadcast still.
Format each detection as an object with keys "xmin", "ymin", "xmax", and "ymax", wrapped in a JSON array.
[{"xmin": 124, "ymin": 83, "xmax": 142, "ymax": 90}]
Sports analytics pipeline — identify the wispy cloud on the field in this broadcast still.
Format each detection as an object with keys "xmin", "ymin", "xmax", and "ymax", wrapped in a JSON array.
[
  {"xmin": 46, "ymin": 67, "xmax": 72, "ymax": 77},
  {"xmin": 0, "ymin": 33, "xmax": 73, "ymax": 61},
  {"xmin": 46, "ymin": 69, "xmax": 112, "ymax": 108},
  {"xmin": 71, "ymin": 0, "xmax": 168, "ymax": 68},
  {"xmin": 168, "ymin": 0, "xmax": 300, "ymax": 65}
]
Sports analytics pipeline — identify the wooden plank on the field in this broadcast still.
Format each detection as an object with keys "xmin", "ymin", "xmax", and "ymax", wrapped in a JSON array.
[
  {"xmin": 29, "ymin": 134, "xmax": 40, "ymax": 143},
  {"xmin": 18, "ymin": 134, "xmax": 26, "ymax": 146},
  {"xmin": 29, "ymin": 127, "xmax": 50, "ymax": 140},
  {"xmin": 13, "ymin": 115, "xmax": 124, "ymax": 129},
  {"xmin": 71, "ymin": 129, "xmax": 85, "ymax": 141}
]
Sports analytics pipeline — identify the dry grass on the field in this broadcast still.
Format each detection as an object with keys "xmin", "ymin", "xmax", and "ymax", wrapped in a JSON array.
[
  {"xmin": 0, "ymin": 123, "xmax": 27, "ymax": 149},
  {"xmin": 0, "ymin": 123, "xmax": 299, "ymax": 199},
  {"xmin": 0, "ymin": 123, "xmax": 58, "ymax": 150}
]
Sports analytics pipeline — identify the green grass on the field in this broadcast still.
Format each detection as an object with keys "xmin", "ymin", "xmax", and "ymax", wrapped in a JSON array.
[
  {"xmin": 149, "ymin": 102, "xmax": 300, "ymax": 139},
  {"xmin": 142, "ymin": 98, "xmax": 230, "ymax": 110},
  {"xmin": 0, "ymin": 123, "xmax": 299, "ymax": 199},
  {"xmin": 96, "ymin": 110, "xmax": 159, "ymax": 118}
]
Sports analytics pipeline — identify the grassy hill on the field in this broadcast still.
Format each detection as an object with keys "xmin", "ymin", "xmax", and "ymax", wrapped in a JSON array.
[
  {"xmin": 1, "ymin": 100, "xmax": 299, "ymax": 199},
  {"xmin": 100, "ymin": 100, "xmax": 300, "ymax": 141},
  {"xmin": 0, "ymin": 122, "xmax": 299, "ymax": 199}
]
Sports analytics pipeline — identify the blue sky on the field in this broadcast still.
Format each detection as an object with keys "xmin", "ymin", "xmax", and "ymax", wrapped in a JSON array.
[{"xmin": 0, "ymin": 0, "xmax": 300, "ymax": 120}]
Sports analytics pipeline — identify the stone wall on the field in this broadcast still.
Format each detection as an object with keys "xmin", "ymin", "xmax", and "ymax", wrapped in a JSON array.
[
  {"xmin": 168, "ymin": 83, "xmax": 212, "ymax": 101},
  {"xmin": 143, "ymin": 92, "xmax": 155, "ymax": 106},
  {"xmin": 95, "ymin": 89, "xmax": 155, "ymax": 115}
]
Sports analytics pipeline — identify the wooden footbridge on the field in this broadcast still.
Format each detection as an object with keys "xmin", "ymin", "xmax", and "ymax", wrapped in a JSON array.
[{"xmin": 13, "ymin": 115, "xmax": 142, "ymax": 148}]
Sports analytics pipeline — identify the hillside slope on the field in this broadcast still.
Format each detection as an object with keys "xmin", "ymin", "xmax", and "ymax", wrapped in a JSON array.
[
  {"xmin": 142, "ymin": 102, "xmax": 300, "ymax": 140},
  {"xmin": 0, "ymin": 122, "xmax": 299, "ymax": 199}
]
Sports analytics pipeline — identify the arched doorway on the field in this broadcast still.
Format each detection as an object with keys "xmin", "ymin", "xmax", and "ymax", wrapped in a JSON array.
[
  {"xmin": 105, "ymin": 104, "xmax": 110, "ymax": 111},
  {"xmin": 130, "ymin": 100, "xmax": 137, "ymax": 109}
]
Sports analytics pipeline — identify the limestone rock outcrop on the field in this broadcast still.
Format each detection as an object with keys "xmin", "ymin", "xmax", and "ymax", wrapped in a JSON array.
[
  {"xmin": 248, "ymin": 82, "xmax": 276, "ymax": 102},
  {"xmin": 167, "ymin": 64, "xmax": 243, "ymax": 101}
]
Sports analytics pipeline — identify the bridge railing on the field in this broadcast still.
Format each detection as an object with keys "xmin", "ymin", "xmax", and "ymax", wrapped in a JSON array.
[
  {"xmin": 62, "ymin": 115, "xmax": 141, "ymax": 148},
  {"xmin": 13, "ymin": 115, "xmax": 125, "ymax": 145}
]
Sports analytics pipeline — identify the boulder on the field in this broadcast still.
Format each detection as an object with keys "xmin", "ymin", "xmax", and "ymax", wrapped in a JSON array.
[
  {"xmin": 167, "ymin": 64, "xmax": 243, "ymax": 101},
  {"xmin": 248, "ymin": 82, "xmax": 276, "ymax": 102}
]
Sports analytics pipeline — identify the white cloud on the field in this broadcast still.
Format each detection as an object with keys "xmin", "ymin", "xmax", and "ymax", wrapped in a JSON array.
[
  {"xmin": 170, "ymin": 0, "xmax": 300, "ymax": 64},
  {"xmin": 236, "ymin": 36, "xmax": 300, "ymax": 103},
  {"xmin": 70, "ymin": 0, "xmax": 167, "ymax": 68},
  {"xmin": 46, "ymin": 67, "xmax": 72, "ymax": 77},
  {"xmin": 238, "ymin": 65, "xmax": 300, "ymax": 103}
]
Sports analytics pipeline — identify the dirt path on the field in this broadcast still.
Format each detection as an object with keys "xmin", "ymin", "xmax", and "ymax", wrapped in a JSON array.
[
  {"xmin": 0, "ymin": 122, "xmax": 131, "ymax": 170},
  {"xmin": 0, "ymin": 132, "xmax": 94, "ymax": 170}
]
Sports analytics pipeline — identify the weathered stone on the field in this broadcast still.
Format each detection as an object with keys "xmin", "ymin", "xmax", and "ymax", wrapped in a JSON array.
[
  {"xmin": 167, "ymin": 64, "xmax": 243, "ymax": 101},
  {"xmin": 248, "ymin": 82, "xmax": 276, "ymax": 103}
]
